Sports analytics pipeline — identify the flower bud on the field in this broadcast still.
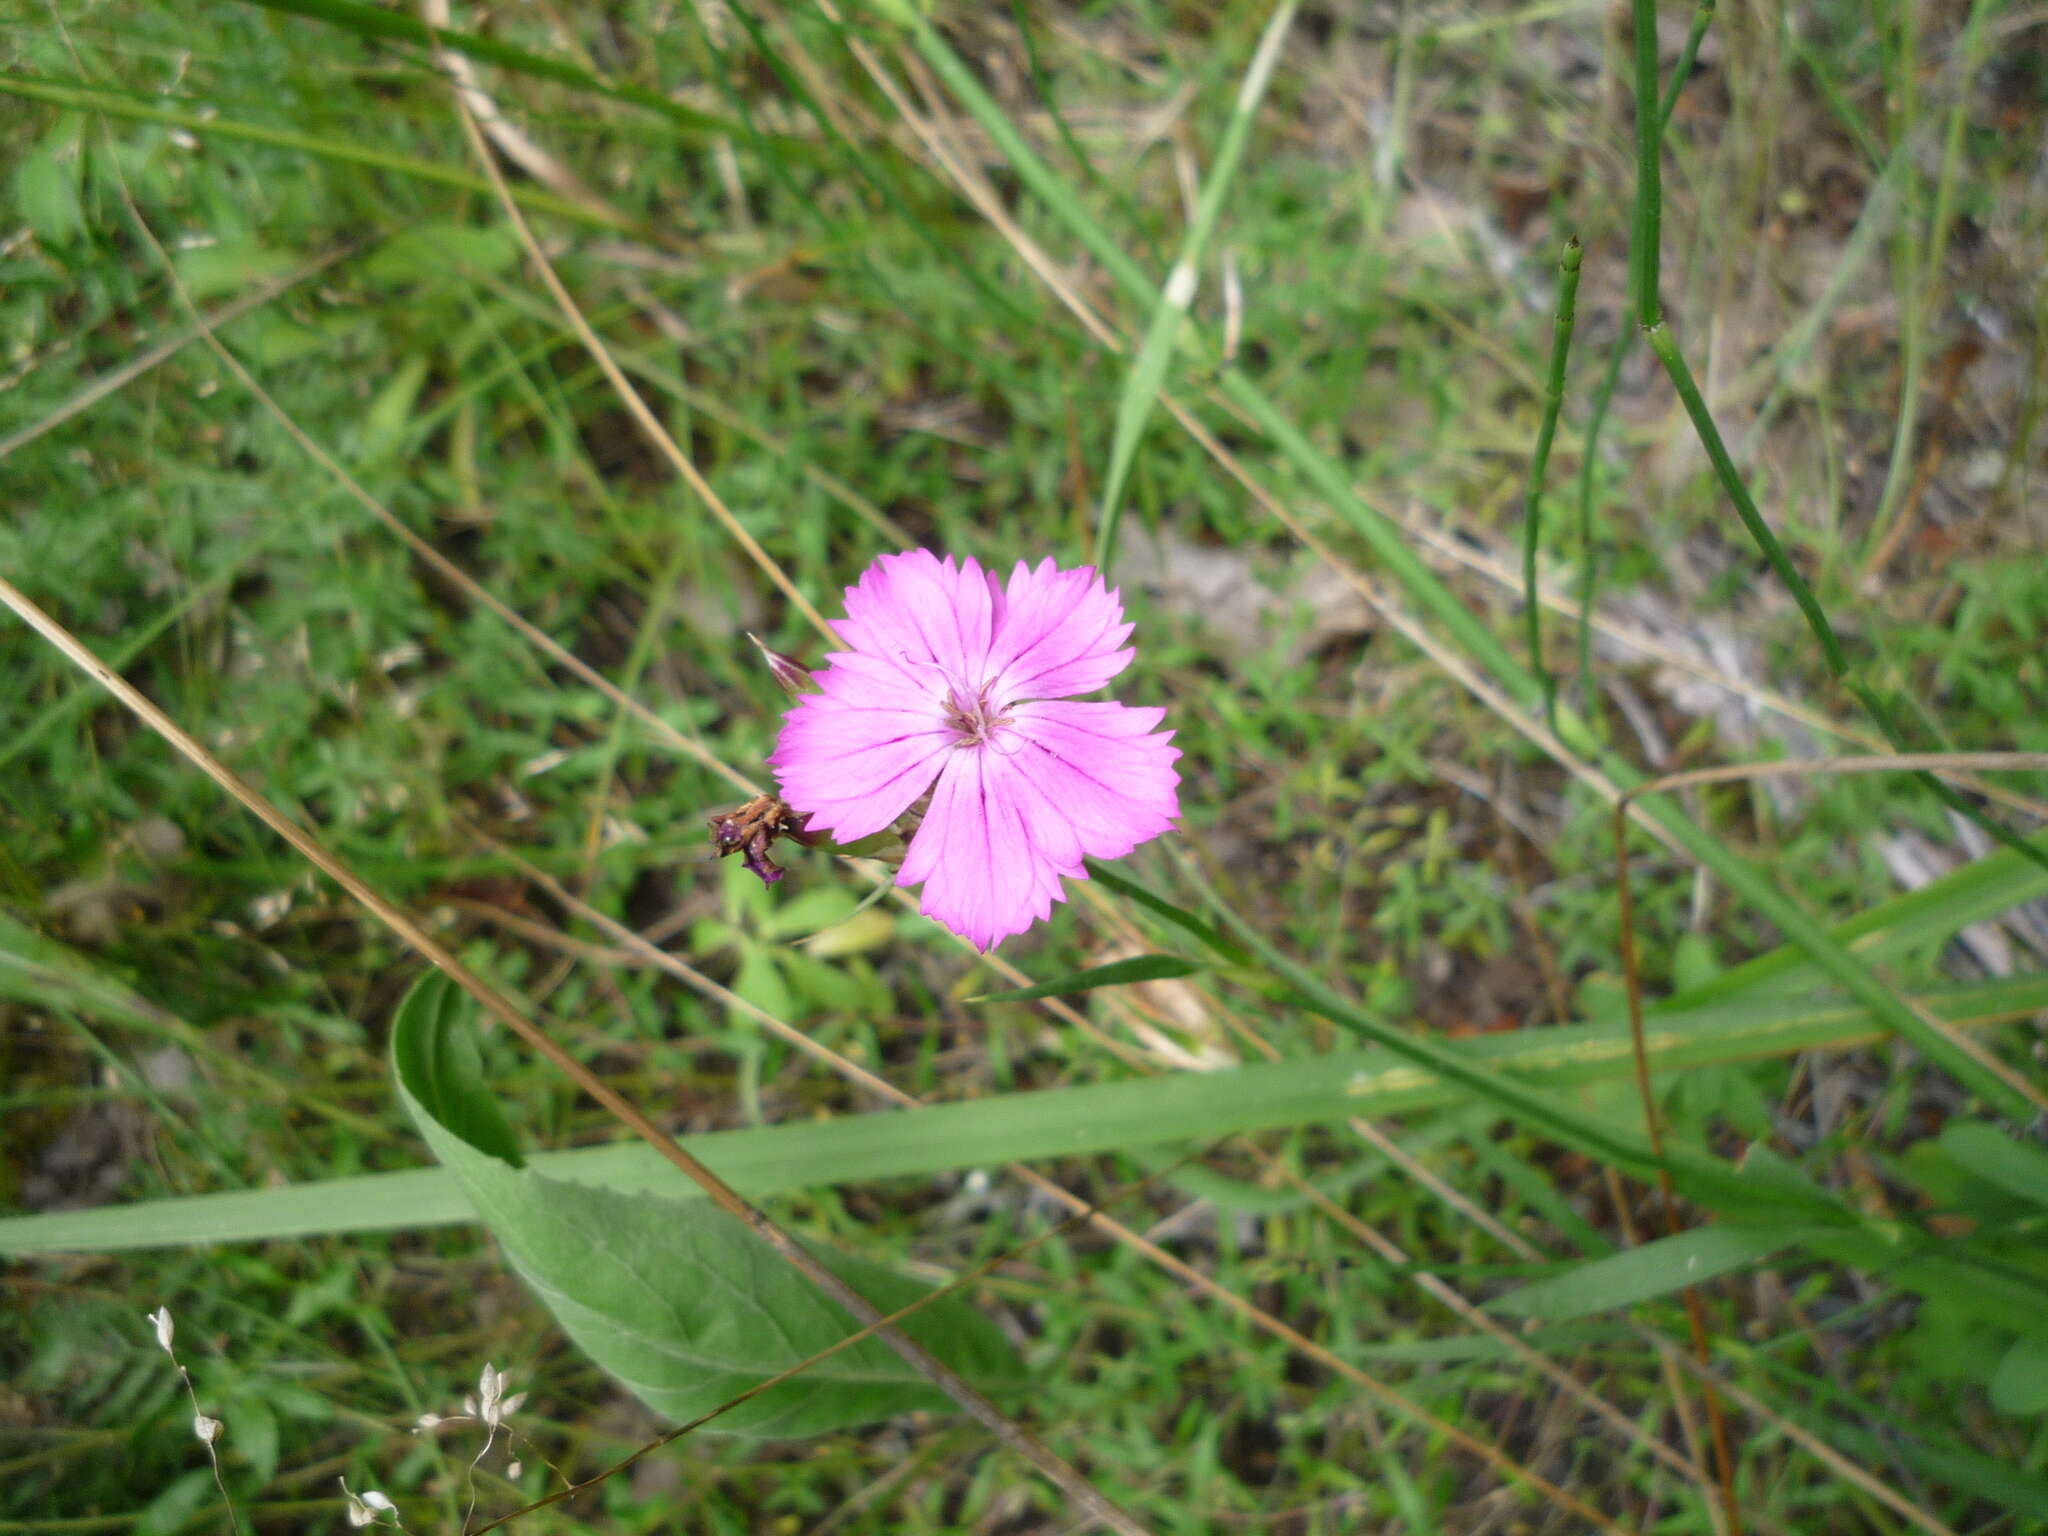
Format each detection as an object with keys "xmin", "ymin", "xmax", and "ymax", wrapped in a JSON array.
[{"xmin": 747, "ymin": 633, "xmax": 815, "ymax": 698}]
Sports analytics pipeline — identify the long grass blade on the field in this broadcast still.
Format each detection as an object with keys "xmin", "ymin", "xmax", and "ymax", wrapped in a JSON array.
[
  {"xmin": 7, "ymin": 973, "xmax": 2038, "ymax": 1252},
  {"xmin": 0, "ymin": 74, "xmax": 630, "ymax": 229},
  {"xmin": 1523, "ymin": 235, "xmax": 1582, "ymax": 721},
  {"xmin": 1093, "ymin": 0, "xmax": 1297, "ymax": 574}
]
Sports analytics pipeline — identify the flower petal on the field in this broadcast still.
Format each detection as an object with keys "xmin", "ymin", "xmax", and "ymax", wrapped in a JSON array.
[
  {"xmin": 895, "ymin": 702, "xmax": 1180, "ymax": 951},
  {"xmin": 1006, "ymin": 700, "xmax": 1180, "ymax": 859},
  {"xmin": 834, "ymin": 548, "xmax": 995, "ymax": 700},
  {"xmin": 768, "ymin": 682, "xmax": 951, "ymax": 843},
  {"xmin": 897, "ymin": 748, "xmax": 1066, "ymax": 952},
  {"xmin": 984, "ymin": 558, "xmax": 1135, "ymax": 702}
]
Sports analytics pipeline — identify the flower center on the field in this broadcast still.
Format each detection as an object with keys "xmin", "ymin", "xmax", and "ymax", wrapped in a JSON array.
[{"xmin": 944, "ymin": 685, "xmax": 1013, "ymax": 748}]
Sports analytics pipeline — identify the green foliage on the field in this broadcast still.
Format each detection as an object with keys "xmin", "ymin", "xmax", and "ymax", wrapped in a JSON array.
[
  {"xmin": 6, "ymin": 0, "xmax": 2048, "ymax": 1528},
  {"xmin": 392, "ymin": 976, "xmax": 1022, "ymax": 1436}
]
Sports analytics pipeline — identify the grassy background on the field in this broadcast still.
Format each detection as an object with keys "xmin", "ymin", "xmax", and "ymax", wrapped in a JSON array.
[{"xmin": 5, "ymin": 0, "xmax": 2047, "ymax": 1531}]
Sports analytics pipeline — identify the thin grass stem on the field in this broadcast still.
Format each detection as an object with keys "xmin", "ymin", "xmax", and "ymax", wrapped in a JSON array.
[
  {"xmin": 1573, "ymin": 324, "xmax": 1632, "ymax": 718},
  {"xmin": 1523, "ymin": 235, "xmax": 1582, "ymax": 724},
  {"xmin": 1628, "ymin": 0, "xmax": 2048, "ymax": 887}
]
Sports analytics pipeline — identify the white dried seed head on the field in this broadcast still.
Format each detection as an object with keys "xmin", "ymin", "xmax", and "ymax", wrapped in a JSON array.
[
  {"xmin": 147, "ymin": 1307, "xmax": 175, "ymax": 1354},
  {"xmin": 341, "ymin": 1480, "xmax": 396, "ymax": 1527},
  {"xmin": 474, "ymin": 1364, "xmax": 518, "ymax": 1428},
  {"xmin": 192, "ymin": 1414, "xmax": 222, "ymax": 1445}
]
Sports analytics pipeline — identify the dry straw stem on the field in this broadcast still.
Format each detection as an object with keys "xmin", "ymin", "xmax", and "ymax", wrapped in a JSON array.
[
  {"xmin": 419, "ymin": 0, "xmax": 629, "ymax": 230},
  {"xmin": 427, "ymin": 27, "xmax": 838, "ymax": 646},
  {"xmin": 0, "ymin": 574, "xmax": 1152, "ymax": 1536},
  {"xmin": 509, "ymin": 853, "xmax": 1631, "ymax": 1533}
]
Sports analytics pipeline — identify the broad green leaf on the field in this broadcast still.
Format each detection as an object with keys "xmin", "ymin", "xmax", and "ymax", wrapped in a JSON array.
[
  {"xmin": 388, "ymin": 976, "xmax": 522, "ymax": 1167},
  {"xmin": 1490, "ymin": 1225, "xmax": 1816, "ymax": 1319},
  {"xmin": 1990, "ymin": 1337, "xmax": 2048, "ymax": 1416},
  {"xmin": 8, "ymin": 973, "xmax": 2045, "ymax": 1254},
  {"xmin": 972, "ymin": 954, "xmax": 1203, "ymax": 1003},
  {"xmin": 391, "ymin": 978, "xmax": 1021, "ymax": 1436},
  {"xmin": 1938, "ymin": 1121, "xmax": 2048, "ymax": 1211}
]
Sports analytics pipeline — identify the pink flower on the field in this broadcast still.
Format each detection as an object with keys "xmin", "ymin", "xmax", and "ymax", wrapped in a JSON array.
[{"xmin": 768, "ymin": 551, "xmax": 1180, "ymax": 951}]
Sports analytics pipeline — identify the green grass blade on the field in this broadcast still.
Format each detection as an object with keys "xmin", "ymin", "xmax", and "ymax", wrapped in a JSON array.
[
  {"xmin": 1521, "ymin": 235, "xmax": 1582, "ymax": 721},
  {"xmin": 1639, "ymin": 324, "xmax": 1850, "ymax": 675},
  {"xmin": 1666, "ymin": 828, "xmax": 2048, "ymax": 1007},
  {"xmin": 1093, "ymin": 0, "xmax": 1297, "ymax": 574},
  {"xmin": 971, "ymin": 955, "xmax": 1206, "ymax": 1004},
  {"xmin": 1626, "ymin": 5, "xmax": 2048, "ymax": 886},
  {"xmin": 7, "ymin": 974, "xmax": 2042, "ymax": 1254},
  {"xmin": 1572, "ymin": 322, "xmax": 1632, "ymax": 716},
  {"xmin": 1083, "ymin": 861, "xmax": 1251, "ymax": 965},
  {"xmin": 887, "ymin": 10, "xmax": 2045, "ymax": 1115},
  {"xmin": 233, "ymin": 0, "xmax": 765, "ymax": 146},
  {"xmin": 1491, "ymin": 1225, "xmax": 1820, "ymax": 1319},
  {"xmin": 0, "ymin": 74, "xmax": 629, "ymax": 230}
]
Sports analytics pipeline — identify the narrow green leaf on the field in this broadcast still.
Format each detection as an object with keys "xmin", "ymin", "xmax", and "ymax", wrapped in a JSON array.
[
  {"xmin": 0, "ymin": 74, "xmax": 629, "ymax": 231},
  {"xmin": 233, "ymin": 0, "xmax": 773, "ymax": 149},
  {"xmin": 1521, "ymin": 234, "xmax": 1581, "ymax": 720},
  {"xmin": 1670, "ymin": 829, "xmax": 2048, "ymax": 1008},
  {"xmin": 10, "ymin": 974, "xmax": 2044, "ymax": 1255},
  {"xmin": 1490, "ymin": 1225, "xmax": 1814, "ymax": 1319},
  {"xmin": 1092, "ymin": 0, "xmax": 1297, "ymax": 573},
  {"xmin": 1082, "ymin": 861, "xmax": 1250, "ymax": 964},
  {"xmin": 0, "ymin": 910, "xmax": 179, "ymax": 1032},
  {"xmin": 1938, "ymin": 1121, "xmax": 2048, "ymax": 1211},
  {"xmin": 972, "ymin": 954, "xmax": 1203, "ymax": 1003},
  {"xmin": 390, "ymin": 977, "xmax": 1021, "ymax": 1436}
]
